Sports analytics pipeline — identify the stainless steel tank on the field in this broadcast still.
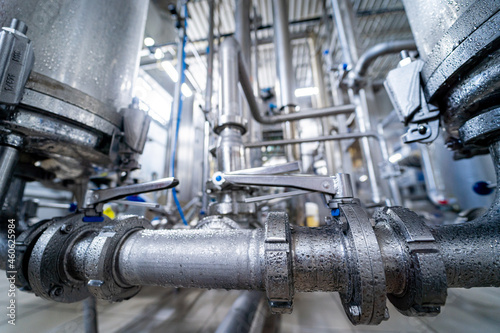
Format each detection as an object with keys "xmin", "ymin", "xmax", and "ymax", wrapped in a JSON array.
[
  {"xmin": 1, "ymin": 0, "xmax": 148, "ymax": 110},
  {"xmin": 0, "ymin": 0, "xmax": 149, "ymax": 177},
  {"xmin": 401, "ymin": 0, "xmax": 500, "ymax": 141}
]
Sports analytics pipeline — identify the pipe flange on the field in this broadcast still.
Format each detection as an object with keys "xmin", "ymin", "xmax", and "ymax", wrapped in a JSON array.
[
  {"xmin": 459, "ymin": 108, "xmax": 500, "ymax": 147},
  {"xmin": 27, "ymin": 213, "xmax": 105, "ymax": 302},
  {"xmin": 374, "ymin": 207, "xmax": 447, "ymax": 316},
  {"xmin": 12, "ymin": 219, "xmax": 56, "ymax": 292},
  {"xmin": 84, "ymin": 215, "xmax": 152, "ymax": 302},
  {"xmin": 338, "ymin": 203, "xmax": 387, "ymax": 325},
  {"xmin": 264, "ymin": 211, "xmax": 293, "ymax": 314}
]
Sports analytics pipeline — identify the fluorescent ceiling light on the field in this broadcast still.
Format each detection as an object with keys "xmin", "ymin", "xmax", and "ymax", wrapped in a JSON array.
[
  {"xmin": 161, "ymin": 61, "xmax": 179, "ymax": 82},
  {"xmin": 181, "ymin": 83, "xmax": 193, "ymax": 97},
  {"xmin": 295, "ymin": 87, "xmax": 319, "ymax": 97},
  {"xmin": 144, "ymin": 37, "xmax": 155, "ymax": 47}
]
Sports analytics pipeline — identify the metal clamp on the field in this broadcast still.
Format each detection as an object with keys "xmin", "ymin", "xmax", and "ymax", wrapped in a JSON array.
[
  {"xmin": 85, "ymin": 216, "xmax": 152, "ymax": 301},
  {"xmin": 338, "ymin": 203, "xmax": 387, "ymax": 325},
  {"xmin": 264, "ymin": 212, "xmax": 294, "ymax": 313},
  {"xmin": 374, "ymin": 207, "xmax": 447, "ymax": 316}
]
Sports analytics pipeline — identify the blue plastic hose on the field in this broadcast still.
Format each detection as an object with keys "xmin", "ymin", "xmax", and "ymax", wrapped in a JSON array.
[{"xmin": 171, "ymin": 3, "xmax": 189, "ymax": 225}]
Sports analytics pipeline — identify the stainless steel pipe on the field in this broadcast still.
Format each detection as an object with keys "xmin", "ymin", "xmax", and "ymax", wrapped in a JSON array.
[
  {"xmin": 117, "ymin": 228, "xmax": 266, "ymax": 290},
  {"xmin": 244, "ymin": 131, "xmax": 380, "ymax": 148},
  {"xmin": 432, "ymin": 219, "xmax": 500, "ymax": 288},
  {"xmin": 0, "ymin": 145, "xmax": 20, "ymax": 208},
  {"xmin": 352, "ymin": 40, "xmax": 417, "ymax": 80},
  {"xmin": 238, "ymin": 57, "xmax": 356, "ymax": 124}
]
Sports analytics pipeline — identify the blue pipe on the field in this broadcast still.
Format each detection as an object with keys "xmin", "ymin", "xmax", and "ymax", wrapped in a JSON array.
[{"xmin": 171, "ymin": 3, "xmax": 189, "ymax": 225}]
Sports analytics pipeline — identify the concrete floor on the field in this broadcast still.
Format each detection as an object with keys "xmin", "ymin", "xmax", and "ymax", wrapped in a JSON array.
[
  {"xmin": 0, "ymin": 277, "xmax": 500, "ymax": 333},
  {"xmin": 1, "ymin": 276, "xmax": 500, "ymax": 333}
]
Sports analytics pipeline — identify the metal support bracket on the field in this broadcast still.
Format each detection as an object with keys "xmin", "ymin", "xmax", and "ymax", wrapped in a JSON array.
[{"xmin": 385, "ymin": 59, "xmax": 440, "ymax": 144}]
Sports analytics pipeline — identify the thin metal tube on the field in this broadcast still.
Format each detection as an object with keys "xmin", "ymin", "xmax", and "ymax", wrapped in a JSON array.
[
  {"xmin": 201, "ymin": 0, "xmax": 215, "ymax": 214},
  {"xmin": 272, "ymin": 0, "xmax": 299, "ymax": 161},
  {"xmin": 271, "ymin": 0, "xmax": 295, "ymax": 108},
  {"xmin": 331, "ymin": 0, "xmax": 359, "ymax": 66},
  {"xmin": 0, "ymin": 146, "xmax": 19, "ymax": 208},
  {"xmin": 244, "ymin": 131, "xmax": 380, "ymax": 148},
  {"xmin": 237, "ymin": 45, "xmax": 356, "ymax": 124},
  {"xmin": 352, "ymin": 40, "xmax": 417, "ymax": 79},
  {"xmin": 164, "ymin": 15, "xmax": 187, "ymax": 212},
  {"xmin": 432, "ymin": 218, "xmax": 500, "ymax": 288},
  {"xmin": 83, "ymin": 297, "xmax": 98, "ymax": 333}
]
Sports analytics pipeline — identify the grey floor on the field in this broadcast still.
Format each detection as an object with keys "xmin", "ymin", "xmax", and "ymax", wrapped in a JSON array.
[{"xmin": 1, "ymin": 276, "xmax": 500, "ymax": 333}]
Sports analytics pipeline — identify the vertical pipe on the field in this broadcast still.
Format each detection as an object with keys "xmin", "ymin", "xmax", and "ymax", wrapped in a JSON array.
[
  {"xmin": 330, "ymin": 0, "xmax": 359, "ymax": 67},
  {"xmin": 348, "ymin": 88, "xmax": 382, "ymax": 203},
  {"xmin": 201, "ymin": 0, "xmax": 215, "ymax": 215},
  {"xmin": 0, "ymin": 146, "xmax": 20, "ymax": 209},
  {"xmin": 235, "ymin": 0, "xmax": 251, "ymax": 67},
  {"xmin": 308, "ymin": 34, "xmax": 337, "ymax": 174},
  {"xmin": 331, "ymin": 0, "xmax": 383, "ymax": 203},
  {"xmin": 216, "ymin": 38, "xmax": 246, "ymax": 173},
  {"xmin": 420, "ymin": 143, "xmax": 448, "ymax": 206},
  {"xmin": 376, "ymin": 125, "xmax": 403, "ymax": 206},
  {"xmin": 83, "ymin": 297, "xmax": 98, "ymax": 333},
  {"xmin": 272, "ymin": 0, "xmax": 300, "ymax": 162},
  {"xmin": 164, "ymin": 14, "xmax": 187, "ymax": 210},
  {"xmin": 249, "ymin": 5, "xmax": 263, "ymax": 168},
  {"xmin": 235, "ymin": 0, "xmax": 262, "ymax": 168}
]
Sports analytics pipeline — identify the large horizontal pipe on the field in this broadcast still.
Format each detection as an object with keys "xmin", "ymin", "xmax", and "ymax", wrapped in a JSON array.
[
  {"xmin": 244, "ymin": 131, "xmax": 380, "ymax": 148},
  {"xmin": 432, "ymin": 218, "xmax": 500, "ymax": 288},
  {"xmin": 115, "ymin": 218, "xmax": 500, "ymax": 294},
  {"xmin": 237, "ymin": 45, "xmax": 356, "ymax": 124},
  {"xmin": 117, "ymin": 228, "xmax": 266, "ymax": 290},
  {"xmin": 116, "ymin": 226, "xmax": 347, "ymax": 293}
]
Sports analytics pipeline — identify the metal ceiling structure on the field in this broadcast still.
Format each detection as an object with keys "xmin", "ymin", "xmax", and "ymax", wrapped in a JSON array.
[{"xmin": 168, "ymin": 0, "xmax": 413, "ymax": 95}]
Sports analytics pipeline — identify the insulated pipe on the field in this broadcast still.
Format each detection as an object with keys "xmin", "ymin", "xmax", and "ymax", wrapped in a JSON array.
[
  {"xmin": 437, "ymin": 144, "xmax": 500, "ymax": 288},
  {"xmin": 432, "ymin": 219, "xmax": 500, "ymax": 288},
  {"xmin": 352, "ymin": 40, "xmax": 417, "ymax": 80}
]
